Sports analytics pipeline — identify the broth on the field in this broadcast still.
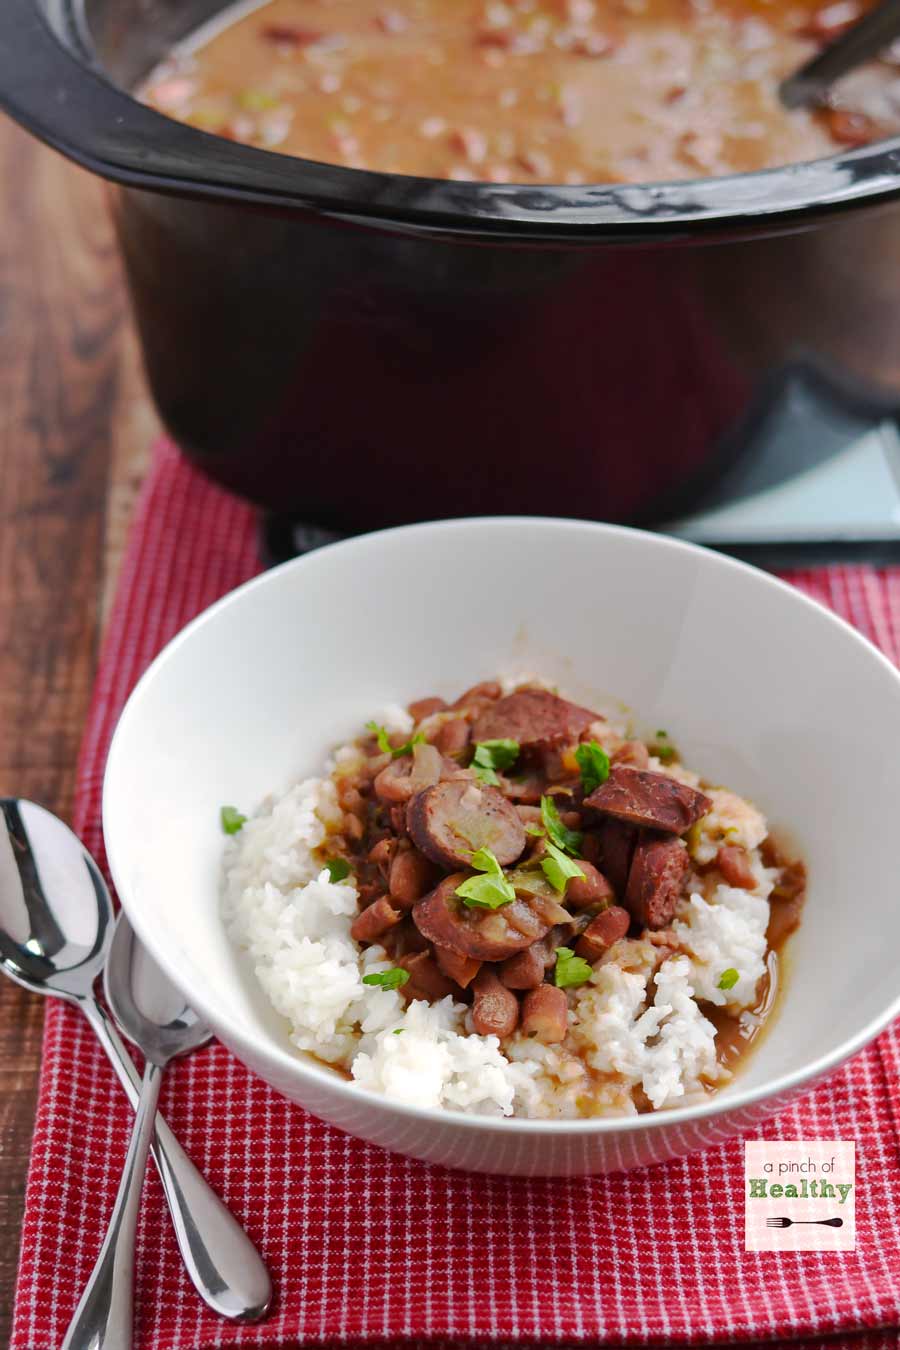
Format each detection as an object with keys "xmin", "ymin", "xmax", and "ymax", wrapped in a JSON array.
[{"xmin": 141, "ymin": 0, "xmax": 900, "ymax": 184}]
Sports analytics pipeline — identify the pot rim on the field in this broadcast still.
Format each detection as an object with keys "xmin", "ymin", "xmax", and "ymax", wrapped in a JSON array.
[{"xmin": 5, "ymin": 0, "xmax": 900, "ymax": 241}]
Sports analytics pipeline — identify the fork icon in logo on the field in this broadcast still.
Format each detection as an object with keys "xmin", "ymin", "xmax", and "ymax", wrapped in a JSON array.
[{"xmin": 765, "ymin": 1217, "xmax": 844, "ymax": 1229}]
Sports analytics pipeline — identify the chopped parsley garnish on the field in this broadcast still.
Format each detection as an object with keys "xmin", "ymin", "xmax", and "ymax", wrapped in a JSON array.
[
  {"xmin": 455, "ymin": 847, "xmax": 516, "ymax": 910},
  {"xmin": 717, "ymin": 967, "xmax": 739, "ymax": 991},
  {"xmin": 554, "ymin": 946, "xmax": 593, "ymax": 989},
  {"xmin": 362, "ymin": 968, "xmax": 410, "ymax": 990},
  {"xmin": 541, "ymin": 842, "xmax": 585, "ymax": 894},
  {"xmin": 324, "ymin": 857, "xmax": 351, "ymax": 883},
  {"xmin": 655, "ymin": 744, "xmax": 676, "ymax": 763},
  {"xmin": 471, "ymin": 738, "xmax": 520, "ymax": 786},
  {"xmin": 393, "ymin": 1028, "xmax": 404, "ymax": 1035},
  {"xmin": 656, "ymin": 729, "xmax": 668, "ymax": 739},
  {"xmin": 365, "ymin": 721, "xmax": 425, "ymax": 759},
  {"xmin": 220, "ymin": 805, "xmax": 246, "ymax": 835},
  {"xmin": 524, "ymin": 824, "xmax": 545, "ymax": 837},
  {"xmin": 540, "ymin": 795, "xmax": 582, "ymax": 855},
  {"xmin": 574, "ymin": 740, "xmax": 610, "ymax": 795}
]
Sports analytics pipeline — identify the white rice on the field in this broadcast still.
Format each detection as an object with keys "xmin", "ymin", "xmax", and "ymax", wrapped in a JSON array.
[{"xmin": 222, "ymin": 714, "xmax": 783, "ymax": 1118}]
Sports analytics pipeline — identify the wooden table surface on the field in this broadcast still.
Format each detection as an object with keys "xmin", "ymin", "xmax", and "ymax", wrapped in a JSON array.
[{"xmin": 0, "ymin": 116, "xmax": 160, "ymax": 1343}]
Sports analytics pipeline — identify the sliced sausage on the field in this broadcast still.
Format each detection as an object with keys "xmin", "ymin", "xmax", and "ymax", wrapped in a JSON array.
[
  {"xmin": 584, "ymin": 766, "xmax": 711, "ymax": 835},
  {"xmin": 472, "ymin": 688, "xmax": 599, "ymax": 749},
  {"xmin": 396, "ymin": 950, "xmax": 458, "ymax": 1002},
  {"xmin": 564, "ymin": 860, "xmax": 615, "ymax": 910},
  {"xmin": 433, "ymin": 945, "xmax": 482, "ymax": 990},
  {"xmin": 388, "ymin": 845, "xmax": 437, "ymax": 910},
  {"xmin": 625, "ymin": 834, "xmax": 690, "ymax": 929},
  {"xmin": 413, "ymin": 873, "xmax": 559, "ymax": 961},
  {"xmin": 716, "ymin": 844, "xmax": 757, "ymax": 890},
  {"xmin": 408, "ymin": 696, "xmax": 447, "ymax": 722},
  {"xmin": 408, "ymin": 779, "xmax": 526, "ymax": 870},
  {"xmin": 471, "ymin": 968, "xmax": 520, "ymax": 1038},
  {"xmin": 597, "ymin": 817, "xmax": 637, "ymax": 896},
  {"xmin": 500, "ymin": 939, "xmax": 552, "ymax": 989},
  {"xmin": 574, "ymin": 905, "xmax": 631, "ymax": 961},
  {"xmin": 521, "ymin": 984, "xmax": 569, "ymax": 1043},
  {"xmin": 350, "ymin": 897, "xmax": 402, "ymax": 944}
]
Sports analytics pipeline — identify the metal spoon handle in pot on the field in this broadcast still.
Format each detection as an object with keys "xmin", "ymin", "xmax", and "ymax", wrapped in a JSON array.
[
  {"xmin": 781, "ymin": 0, "xmax": 900, "ymax": 108},
  {"xmin": 79, "ymin": 997, "xmax": 271, "ymax": 1322},
  {"xmin": 62, "ymin": 1061, "xmax": 163, "ymax": 1350}
]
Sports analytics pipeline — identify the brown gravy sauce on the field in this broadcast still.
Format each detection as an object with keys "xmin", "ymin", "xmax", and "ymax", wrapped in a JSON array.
[{"xmin": 707, "ymin": 835, "xmax": 806, "ymax": 1083}]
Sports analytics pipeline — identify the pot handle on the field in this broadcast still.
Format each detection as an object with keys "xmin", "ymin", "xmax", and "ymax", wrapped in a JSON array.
[{"xmin": 0, "ymin": 0, "xmax": 379, "ymax": 209}]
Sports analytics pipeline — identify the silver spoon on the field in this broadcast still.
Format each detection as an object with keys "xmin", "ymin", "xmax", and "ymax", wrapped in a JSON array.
[
  {"xmin": 0, "ymin": 799, "xmax": 271, "ymax": 1323},
  {"xmin": 63, "ymin": 913, "xmax": 212, "ymax": 1349},
  {"xmin": 781, "ymin": 0, "xmax": 900, "ymax": 108}
]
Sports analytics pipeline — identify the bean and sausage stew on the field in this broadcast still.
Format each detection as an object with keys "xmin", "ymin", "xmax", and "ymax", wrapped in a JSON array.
[
  {"xmin": 310, "ymin": 678, "xmax": 805, "ymax": 1105},
  {"xmin": 142, "ymin": 0, "xmax": 900, "ymax": 184}
]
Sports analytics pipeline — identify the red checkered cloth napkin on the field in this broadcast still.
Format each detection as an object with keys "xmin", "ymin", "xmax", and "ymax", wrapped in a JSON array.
[{"xmin": 10, "ymin": 442, "xmax": 900, "ymax": 1350}]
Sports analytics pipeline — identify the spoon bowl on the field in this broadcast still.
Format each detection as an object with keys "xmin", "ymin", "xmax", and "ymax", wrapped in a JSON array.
[
  {"xmin": 104, "ymin": 913, "xmax": 211, "ymax": 1068},
  {"xmin": 0, "ymin": 799, "xmax": 112, "ymax": 998}
]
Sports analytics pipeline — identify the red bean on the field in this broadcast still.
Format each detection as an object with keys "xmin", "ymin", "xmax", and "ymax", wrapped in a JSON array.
[
  {"xmin": 350, "ymin": 897, "xmax": 402, "ymax": 944},
  {"xmin": 515, "ymin": 805, "xmax": 544, "ymax": 826},
  {"xmin": 580, "ymin": 832, "xmax": 602, "ymax": 866},
  {"xmin": 521, "ymin": 984, "xmax": 569, "ymax": 1043},
  {"xmin": 367, "ymin": 837, "xmax": 397, "ymax": 874},
  {"xmin": 500, "ymin": 940, "xmax": 550, "ymax": 989},
  {"xmin": 408, "ymin": 696, "xmax": 447, "ymax": 722},
  {"xmin": 433, "ymin": 945, "xmax": 482, "ymax": 989},
  {"xmin": 344, "ymin": 816, "xmax": 364, "ymax": 842},
  {"xmin": 388, "ymin": 845, "xmax": 436, "ymax": 910},
  {"xmin": 373, "ymin": 758, "xmax": 415, "ymax": 803},
  {"xmin": 471, "ymin": 967, "xmax": 520, "ymax": 1037},
  {"xmin": 825, "ymin": 108, "xmax": 878, "ymax": 146},
  {"xmin": 397, "ymin": 950, "xmax": 458, "ymax": 1002},
  {"xmin": 574, "ymin": 905, "xmax": 631, "ymax": 961},
  {"xmin": 337, "ymin": 780, "xmax": 365, "ymax": 812},
  {"xmin": 716, "ymin": 844, "xmax": 757, "ymax": 890},
  {"xmin": 435, "ymin": 718, "xmax": 471, "ymax": 757},
  {"xmin": 612, "ymin": 740, "xmax": 650, "ymax": 770},
  {"xmin": 389, "ymin": 803, "xmax": 410, "ymax": 837},
  {"xmin": 565, "ymin": 860, "xmax": 615, "ymax": 910},
  {"xmin": 453, "ymin": 680, "xmax": 502, "ymax": 708},
  {"xmin": 261, "ymin": 24, "xmax": 324, "ymax": 45}
]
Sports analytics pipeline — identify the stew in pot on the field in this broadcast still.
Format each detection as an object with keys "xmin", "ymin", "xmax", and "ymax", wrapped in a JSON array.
[{"xmin": 141, "ymin": 0, "xmax": 900, "ymax": 183}]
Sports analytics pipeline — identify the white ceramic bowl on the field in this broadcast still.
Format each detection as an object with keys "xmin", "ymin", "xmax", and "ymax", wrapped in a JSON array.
[{"xmin": 104, "ymin": 519, "xmax": 900, "ymax": 1176}]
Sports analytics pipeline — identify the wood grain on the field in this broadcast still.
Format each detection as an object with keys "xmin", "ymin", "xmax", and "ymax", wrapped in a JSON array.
[{"xmin": 0, "ymin": 115, "xmax": 157, "ymax": 1341}]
